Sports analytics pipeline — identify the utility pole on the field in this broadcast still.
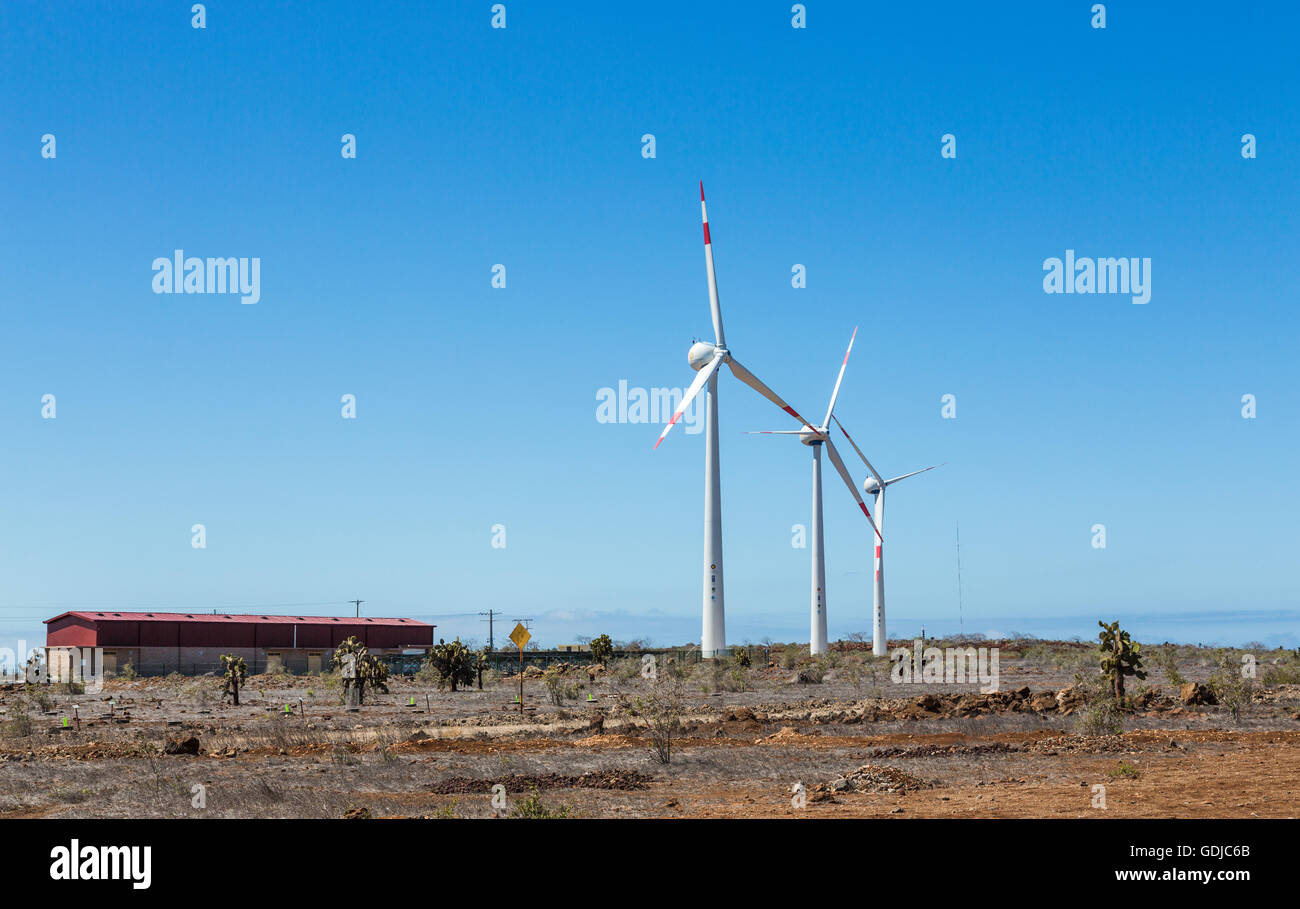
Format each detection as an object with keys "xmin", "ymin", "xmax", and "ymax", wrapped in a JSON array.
[
  {"xmin": 480, "ymin": 610, "xmax": 497, "ymax": 651},
  {"xmin": 350, "ymin": 599, "xmax": 364, "ymax": 618},
  {"xmin": 955, "ymin": 521, "xmax": 964, "ymax": 638}
]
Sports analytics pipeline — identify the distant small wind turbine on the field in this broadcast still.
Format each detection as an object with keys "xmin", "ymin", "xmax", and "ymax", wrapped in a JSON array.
[
  {"xmin": 834, "ymin": 415, "xmax": 941, "ymax": 656},
  {"xmin": 745, "ymin": 328, "xmax": 883, "ymax": 655}
]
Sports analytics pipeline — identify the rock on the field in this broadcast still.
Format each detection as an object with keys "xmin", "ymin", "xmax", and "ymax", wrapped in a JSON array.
[
  {"xmin": 826, "ymin": 764, "xmax": 934, "ymax": 794},
  {"xmin": 1179, "ymin": 682, "xmax": 1217, "ymax": 706},
  {"xmin": 1055, "ymin": 686, "xmax": 1084, "ymax": 711},
  {"xmin": 1029, "ymin": 691, "xmax": 1059, "ymax": 712},
  {"xmin": 894, "ymin": 703, "xmax": 931, "ymax": 720},
  {"xmin": 917, "ymin": 694, "xmax": 943, "ymax": 712},
  {"xmin": 163, "ymin": 736, "xmax": 201, "ymax": 755},
  {"xmin": 342, "ymin": 806, "xmax": 371, "ymax": 819}
]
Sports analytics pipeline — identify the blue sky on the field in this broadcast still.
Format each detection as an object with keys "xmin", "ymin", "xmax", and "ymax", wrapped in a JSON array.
[{"xmin": 1, "ymin": 1, "xmax": 1296, "ymax": 652}]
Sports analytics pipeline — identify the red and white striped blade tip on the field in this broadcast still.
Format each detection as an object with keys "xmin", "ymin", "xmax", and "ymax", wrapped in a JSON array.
[{"xmin": 653, "ymin": 412, "xmax": 685, "ymax": 449}]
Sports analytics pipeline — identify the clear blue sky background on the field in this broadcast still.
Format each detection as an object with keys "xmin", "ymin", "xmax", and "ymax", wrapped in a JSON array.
[{"xmin": 2, "ymin": 1, "xmax": 1296, "ymax": 652}]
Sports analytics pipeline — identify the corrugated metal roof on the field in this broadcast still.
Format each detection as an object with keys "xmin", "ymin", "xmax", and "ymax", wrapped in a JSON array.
[{"xmin": 44, "ymin": 611, "xmax": 431, "ymax": 627}]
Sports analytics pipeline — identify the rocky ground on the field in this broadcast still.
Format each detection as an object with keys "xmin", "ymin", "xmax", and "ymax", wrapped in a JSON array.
[{"xmin": 1, "ymin": 641, "xmax": 1297, "ymax": 818}]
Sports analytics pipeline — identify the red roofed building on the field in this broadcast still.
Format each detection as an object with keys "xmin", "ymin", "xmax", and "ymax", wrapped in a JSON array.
[{"xmin": 44, "ymin": 611, "xmax": 436, "ymax": 676}]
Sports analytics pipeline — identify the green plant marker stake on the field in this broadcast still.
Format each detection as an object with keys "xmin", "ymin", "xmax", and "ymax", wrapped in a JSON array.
[
  {"xmin": 284, "ymin": 704, "xmax": 291, "ymax": 714},
  {"xmin": 62, "ymin": 716, "xmax": 68, "ymax": 727},
  {"xmin": 409, "ymin": 696, "xmax": 415, "ymax": 706}
]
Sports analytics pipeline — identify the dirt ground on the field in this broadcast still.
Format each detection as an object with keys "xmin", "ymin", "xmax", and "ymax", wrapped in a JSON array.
[{"xmin": 2, "ymin": 641, "xmax": 1298, "ymax": 819}]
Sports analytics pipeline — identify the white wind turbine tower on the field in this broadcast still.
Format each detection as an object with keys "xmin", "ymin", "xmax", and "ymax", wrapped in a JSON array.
[
  {"xmin": 746, "ymin": 327, "xmax": 884, "ymax": 655},
  {"xmin": 654, "ymin": 183, "xmax": 822, "ymax": 658},
  {"xmin": 834, "ymin": 416, "xmax": 940, "ymax": 656}
]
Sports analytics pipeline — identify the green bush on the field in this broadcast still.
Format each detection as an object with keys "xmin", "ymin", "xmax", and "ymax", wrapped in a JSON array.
[
  {"xmin": 508, "ymin": 788, "xmax": 572, "ymax": 818},
  {"xmin": 1151, "ymin": 647, "xmax": 1186, "ymax": 686},
  {"xmin": 542, "ymin": 667, "xmax": 580, "ymax": 706},
  {"xmin": 589, "ymin": 634, "xmax": 614, "ymax": 667},
  {"xmin": 1208, "ymin": 656, "xmax": 1253, "ymax": 722},
  {"xmin": 1263, "ymin": 657, "xmax": 1300, "ymax": 686},
  {"xmin": 1073, "ymin": 669, "xmax": 1123, "ymax": 736},
  {"xmin": 26, "ymin": 686, "xmax": 54, "ymax": 712},
  {"xmin": 5, "ymin": 703, "xmax": 34, "ymax": 737},
  {"xmin": 1107, "ymin": 760, "xmax": 1141, "ymax": 779}
]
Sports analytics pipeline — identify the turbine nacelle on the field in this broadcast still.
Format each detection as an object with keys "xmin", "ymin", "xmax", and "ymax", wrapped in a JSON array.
[
  {"xmin": 688, "ymin": 341, "xmax": 722, "ymax": 371},
  {"xmin": 862, "ymin": 476, "xmax": 881, "ymax": 495},
  {"xmin": 798, "ymin": 425, "xmax": 827, "ymax": 446}
]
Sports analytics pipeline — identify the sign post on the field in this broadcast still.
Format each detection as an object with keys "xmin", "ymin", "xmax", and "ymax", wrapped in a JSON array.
[{"xmin": 509, "ymin": 622, "xmax": 531, "ymax": 715}]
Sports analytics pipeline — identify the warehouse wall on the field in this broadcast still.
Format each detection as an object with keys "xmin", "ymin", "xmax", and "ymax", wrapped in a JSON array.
[
  {"xmin": 99, "ymin": 646, "xmax": 423, "ymax": 677},
  {"xmin": 46, "ymin": 615, "xmax": 98, "ymax": 647}
]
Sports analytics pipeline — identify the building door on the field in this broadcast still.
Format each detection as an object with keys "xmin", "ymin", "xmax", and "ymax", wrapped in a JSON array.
[
  {"xmin": 307, "ymin": 653, "xmax": 322, "ymax": 674},
  {"xmin": 266, "ymin": 652, "xmax": 283, "ymax": 673},
  {"xmin": 102, "ymin": 651, "xmax": 117, "ymax": 677}
]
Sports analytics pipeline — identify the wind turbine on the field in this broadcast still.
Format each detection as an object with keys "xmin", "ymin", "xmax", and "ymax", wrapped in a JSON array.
[
  {"xmin": 746, "ymin": 328, "xmax": 884, "ymax": 655},
  {"xmin": 833, "ymin": 415, "xmax": 940, "ymax": 656},
  {"xmin": 654, "ymin": 183, "xmax": 821, "ymax": 658}
]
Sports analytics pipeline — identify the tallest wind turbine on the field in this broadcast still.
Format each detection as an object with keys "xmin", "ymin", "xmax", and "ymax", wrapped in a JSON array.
[{"xmin": 655, "ymin": 183, "xmax": 819, "ymax": 658}]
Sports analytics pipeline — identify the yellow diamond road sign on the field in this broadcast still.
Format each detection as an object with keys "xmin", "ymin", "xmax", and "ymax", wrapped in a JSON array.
[{"xmin": 509, "ymin": 622, "xmax": 531, "ymax": 650}]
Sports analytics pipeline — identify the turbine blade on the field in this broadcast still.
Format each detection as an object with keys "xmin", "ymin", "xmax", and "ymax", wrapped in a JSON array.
[
  {"xmin": 831, "ymin": 415, "xmax": 884, "ymax": 487},
  {"xmin": 884, "ymin": 464, "xmax": 943, "ymax": 486},
  {"xmin": 822, "ymin": 326, "xmax": 858, "ymax": 430},
  {"xmin": 653, "ymin": 352, "xmax": 723, "ymax": 449},
  {"xmin": 742, "ymin": 430, "xmax": 805, "ymax": 435},
  {"xmin": 725, "ymin": 356, "xmax": 816, "ymax": 428},
  {"xmin": 825, "ymin": 437, "xmax": 882, "ymax": 541},
  {"xmin": 700, "ymin": 182, "xmax": 725, "ymax": 347}
]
